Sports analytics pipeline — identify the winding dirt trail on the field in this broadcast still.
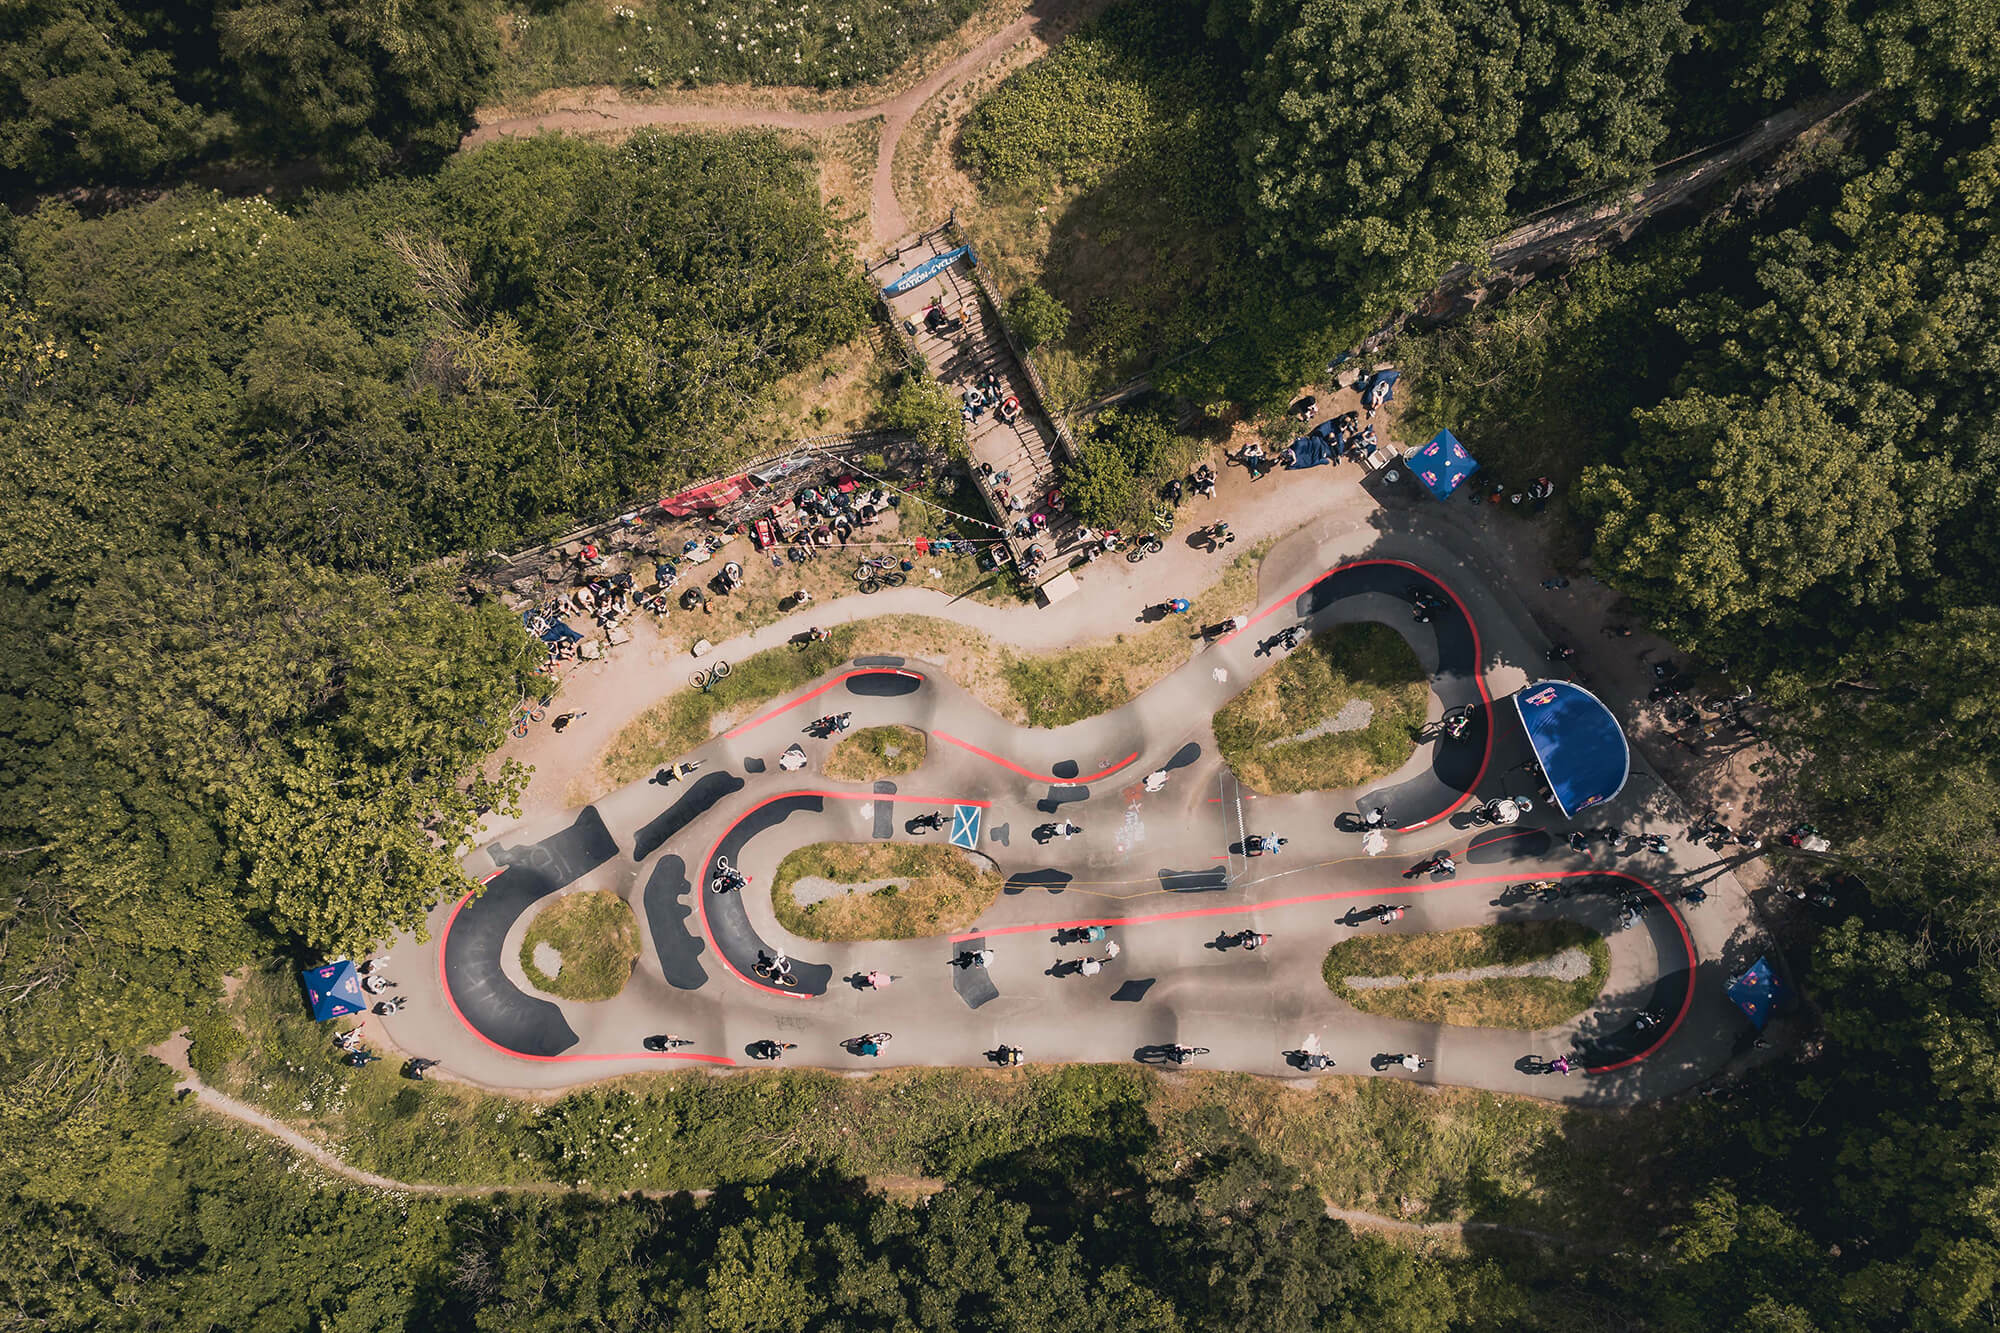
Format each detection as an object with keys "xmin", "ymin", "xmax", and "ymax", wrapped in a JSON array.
[
  {"xmin": 464, "ymin": 0, "xmax": 1103, "ymax": 247},
  {"xmin": 155, "ymin": 1034, "xmax": 1582, "ymax": 1244}
]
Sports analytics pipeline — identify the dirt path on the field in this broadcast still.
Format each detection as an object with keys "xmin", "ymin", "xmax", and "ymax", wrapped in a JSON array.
[
  {"xmin": 464, "ymin": 0, "xmax": 1104, "ymax": 248},
  {"xmin": 154, "ymin": 1033, "xmax": 1584, "ymax": 1244}
]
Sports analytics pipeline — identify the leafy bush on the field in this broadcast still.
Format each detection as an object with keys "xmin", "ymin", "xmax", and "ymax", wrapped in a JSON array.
[
  {"xmin": 1060, "ymin": 435, "xmax": 1143, "ymax": 528},
  {"xmin": 877, "ymin": 372, "xmax": 964, "ymax": 459},
  {"xmin": 1005, "ymin": 284, "xmax": 1071, "ymax": 349},
  {"xmin": 185, "ymin": 1007, "xmax": 246, "ymax": 1079}
]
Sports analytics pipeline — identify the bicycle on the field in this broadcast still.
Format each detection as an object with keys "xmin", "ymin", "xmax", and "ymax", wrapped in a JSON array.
[
  {"xmin": 709, "ymin": 855, "xmax": 748, "ymax": 895},
  {"xmin": 1523, "ymin": 1052, "xmax": 1583, "ymax": 1076},
  {"xmin": 1167, "ymin": 1044, "xmax": 1210, "ymax": 1064},
  {"xmin": 690, "ymin": 660, "xmax": 732, "ymax": 692},
  {"xmin": 853, "ymin": 556, "xmax": 900, "ymax": 580},
  {"xmin": 1125, "ymin": 531, "xmax": 1165, "ymax": 562},
  {"xmin": 754, "ymin": 957, "xmax": 799, "ymax": 989},
  {"xmin": 857, "ymin": 569, "xmax": 907, "ymax": 594},
  {"xmin": 850, "ymin": 1032, "xmax": 892, "ymax": 1056},
  {"xmin": 752, "ymin": 1040, "xmax": 798, "ymax": 1060},
  {"xmin": 510, "ymin": 697, "xmax": 548, "ymax": 738},
  {"xmin": 643, "ymin": 1034, "xmax": 693, "ymax": 1051}
]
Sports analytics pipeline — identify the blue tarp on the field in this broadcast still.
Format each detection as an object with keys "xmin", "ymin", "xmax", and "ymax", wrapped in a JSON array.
[
  {"xmin": 1512, "ymin": 680, "xmax": 1630, "ymax": 818},
  {"xmin": 1363, "ymin": 368, "xmax": 1400, "ymax": 402},
  {"xmin": 1287, "ymin": 431, "xmax": 1334, "ymax": 469},
  {"xmin": 302, "ymin": 960, "xmax": 366, "ymax": 1021},
  {"xmin": 882, "ymin": 246, "xmax": 971, "ymax": 296},
  {"xmin": 540, "ymin": 620, "xmax": 584, "ymax": 646},
  {"xmin": 1411, "ymin": 429, "xmax": 1479, "ymax": 500},
  {"xmin": 1728, "ymin": 957, "xmax": 1791, "ymax": 1030}
]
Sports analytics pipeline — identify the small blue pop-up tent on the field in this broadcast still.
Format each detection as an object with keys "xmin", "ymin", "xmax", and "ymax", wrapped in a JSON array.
[
  {"xmin": 1728, "ymin": 957, "xmax": 1791, "ymax": 1030},
  {"xmin": 302, "ymin": 960, "xmax": 366, "ymax": 1021},
  {"xmin": 1513, "ymin": 680, "xmax": 1630, "ymax": 817},
  {"xmin": 1411, "ymin": 429, "xmax": 1479, "ymax": 499}
]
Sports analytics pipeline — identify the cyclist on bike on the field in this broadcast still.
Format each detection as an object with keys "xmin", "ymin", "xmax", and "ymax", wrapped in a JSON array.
[
  {"xmin": 1166, "ymin": 597, "xmax": 1191, "ymax": 614},
  {"xmin": 1236, "ymin": 930, "xmax": 1271, "ymax": 951}
]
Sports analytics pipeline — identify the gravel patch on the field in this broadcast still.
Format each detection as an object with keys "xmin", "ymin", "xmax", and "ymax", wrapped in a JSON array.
[
  {"xmin": 1346, "ymin": 946, "xmax": 1592, "ymax": 990},
  {"xmin": 790, "ymin": 876, "xmax": 906, "ymax": 907},
  {"xmin": 531, "ymin": 940, "xmax": 563, "ymax": 978},
  {"xmin": 1277, "ymin": 698, "xmax": 1375, "ymax": 746}
]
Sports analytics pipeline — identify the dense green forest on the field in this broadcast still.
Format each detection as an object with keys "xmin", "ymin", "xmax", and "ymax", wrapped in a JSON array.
[{"xmin": 8, "ymin": 0, "xmax": 2000, "ymax": 1328}]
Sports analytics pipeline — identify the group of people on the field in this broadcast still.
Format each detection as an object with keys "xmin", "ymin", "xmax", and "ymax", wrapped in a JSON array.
[
  {"xmin": 961, "ymin": 370, "xmax": 1021, "ymax": 427},
  {"xmin": 556, "ymin": 570, "xmax": 642, "ymax": 627}
]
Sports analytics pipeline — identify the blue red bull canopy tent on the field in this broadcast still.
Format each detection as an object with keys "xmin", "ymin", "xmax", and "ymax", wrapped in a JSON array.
[
  {"xmin": 1728, "ymin": 957, "xmax": 1791, "ymax": 1030},
  {"xmin": 301, "ymin": 959, "xmax": 366, "ymax": 1021},
  {"xmin": 1512, "ymin": 680, "xmax": 1630, "ymax": 818},
  {"xmin": 1411, "ymin": 429, "xmax": 1479, "ymax": 500}
]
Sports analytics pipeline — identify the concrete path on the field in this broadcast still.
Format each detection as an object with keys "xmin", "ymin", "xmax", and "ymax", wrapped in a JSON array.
[{"xmin": 377, "ymin": 509, "xmax": 1772, "ymax": 1109}]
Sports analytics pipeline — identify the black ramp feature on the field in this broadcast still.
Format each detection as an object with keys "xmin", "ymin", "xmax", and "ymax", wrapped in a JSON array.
[
  {"xmin": 1465, "ymin": 828, "xmax": 1553, "ymax": 862},
  {"xmin": 1160, "ymin": 867, "xmax": 1228, "ymax": 893},
  {"xmin": 442, "ymin": 867, "xmax": 579, "ymax": 1057},
  {"xmin": 952, "ymin": 938, "xmax": 999, "ymax": 1009},
  {"xmin": 1038, "ymin": 784, "xmax": 1089, "ymax": 813},
  {"xmin": 1051, "ymin": 759, "xmax": 1079, "ymax": 780},
  {"xmin": 853, "ymin": 654, "xmax": 908, "ymax": 668},
  {"xmin": 1005, "ymin": 868, "xmax": 1072, "ymax": 895},
  {"xmin": 704, "ymin": 794, "xmax": 833, "ymax": 994},
  {"xmin": 1110, "ymin": 978, "xmax": 1155, "ymax": 1002},
  {"xmin": 642, "ymin": 857, "xmax": 707, "ymax": 990},
  {"xmin": 872, "ymin": 784, "xmax": 896, "ymax": 839},
  {"xmin": 488, "ymin": 805, "xmax": 618, "ymax": 887},
  {"xmin": 847, "ymin": 669, "xmax": 921, "ymax": 696},
  {"xmin": 632, "ymin": 772, "xmax": 746, "ymax": 861},
  {"xmin": 1164, "ymin": 742, "xmax": 1202, "ymax": 771}
]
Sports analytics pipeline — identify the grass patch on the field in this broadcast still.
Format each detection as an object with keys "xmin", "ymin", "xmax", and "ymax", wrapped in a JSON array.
[
  {"xmin": 204, "ymin": 963, "xmax": 1695, "ymax": 1246},
  {"xmin": 1000, "ymin": 541, "xmax": 1266, "ymax": 726},
  {"xmin": 519, "ymin": 890, "xmax": 639, "ymax": 1002},
  {"xmin": 1213, "ymin": 623, "xmax": 1428, "ymax": 793},
  {"xmin": 772, "ymin": 841, "xmax": 999, "ymax": 940},
  {"xmin": 955, "ymin": 3, "xmax": 1240, "ymax": 403},
  {"xmin": 489, "ymin": 0, "xmax": 987, "ymax": 102},
  {"xmin": 598, "ymin": 626, "xmax": 866, "ymax": 787},
  {"xmin": 1322, "ymin": 922, "xmax": 1611, "ymax": 1030},
  {"xmin": 823, "ymin": 724, "xmax": 928, "ymax": 780}
]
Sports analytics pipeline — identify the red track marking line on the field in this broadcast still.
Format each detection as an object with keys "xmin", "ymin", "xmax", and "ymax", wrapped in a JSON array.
[
  {"xmin": 436, "ymin": 885, "xmax": 736, "ymax": 1066},
  {"xmin": 951, "ymin": 868, "xmax": 1693, "ymax": 1076},
  {"xmin": 1221, "ymin": 558, "xmax": 1492, "ymax": 830},
  {"xmin": 697, "ymin": 789, "xmax": 988, "ymax": 999},
  {"xmin": 932, "ymin": 730, "xmax": 1139, "ymax": 784},
  {"xmin": 720, "ymin": 667, "xmax": 927, "ymax": 741}
]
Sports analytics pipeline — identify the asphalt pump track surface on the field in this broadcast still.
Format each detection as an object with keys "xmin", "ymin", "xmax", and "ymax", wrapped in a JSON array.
[{"xmin": 418, "ymin": 558, "xmax": 1748, "ymax": 1104}]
